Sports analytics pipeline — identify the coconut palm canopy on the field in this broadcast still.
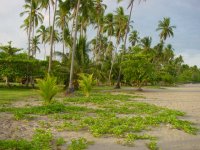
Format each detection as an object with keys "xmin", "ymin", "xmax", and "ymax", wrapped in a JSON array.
[
  {"xmin": 0, "ymin": 0, "xmax": 199, "ymax": 66},
  {"xmin": 0, "ymin": 0, "xmax": 199, "ymax": 90}
]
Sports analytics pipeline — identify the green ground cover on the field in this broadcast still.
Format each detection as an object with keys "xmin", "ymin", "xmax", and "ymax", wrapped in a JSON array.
[
  {"xmin": 0, "ymin": 88, "xmax": 198, "ymax": 150},
  {"xmin": 0, "ymin": 87, "xmax": 38, "ymax": 105}
]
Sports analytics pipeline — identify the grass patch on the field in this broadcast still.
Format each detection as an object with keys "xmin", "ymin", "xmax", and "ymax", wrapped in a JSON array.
[
  {"xmin": 0, "ymin": 102, "xmax": 94, "ymax": 115},
  {"xmin": 0, "ymin": 128, "xmax": 68, "ymax": 150},
  {"xmin": 0, "ymin": 139, "xmax": 33, "ymax": 150},
  {"xmin": 0, "ymin": 129, "xmax": 53, "ymax": 150},
  {"xmin": 64, "ymin": 93, "xmax": 137, "ymax": 104},
  {"xmin": 0, "ymin": 88, "xmax": 37, "ymax": 105}
]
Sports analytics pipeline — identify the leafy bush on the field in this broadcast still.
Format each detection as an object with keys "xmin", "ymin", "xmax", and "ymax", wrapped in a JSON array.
[
  {"xmin": 78, "ymin": 74, "xmax": 95, "ymax": 97},
  {"xmin": 38, "ymin": 75, "xmax": 59, "ymax": 104}
]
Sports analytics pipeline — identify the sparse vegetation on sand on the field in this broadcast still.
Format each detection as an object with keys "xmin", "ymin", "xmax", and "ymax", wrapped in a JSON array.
[{"xmin": 0, "ymin": 88, "xmax": 199, "ymax": 150}]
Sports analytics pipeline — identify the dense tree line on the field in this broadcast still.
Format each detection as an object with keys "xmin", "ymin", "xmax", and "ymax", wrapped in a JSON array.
[{"xmin": 0, "ymin": 0, "xmax": 200, "ymax": 89}]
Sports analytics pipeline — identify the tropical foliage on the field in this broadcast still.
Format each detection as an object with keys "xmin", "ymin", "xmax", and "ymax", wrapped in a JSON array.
[
  {"xmin": 0, "ymin": 0, "xmax": 200, "ymax": 90},
  {"xmin": 78, "ymin": 73, "xmax": 95, "ymax": 97},
  {"xmin": 38, "ymin": 75, "xmax": 59, "ymax": 104}
]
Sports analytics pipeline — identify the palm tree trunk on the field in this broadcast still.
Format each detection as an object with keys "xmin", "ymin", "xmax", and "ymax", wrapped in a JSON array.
[
  {"xmin": 62, "ymin": 27, "xmax": 65, "ymax": 55},
  {"xmin": 48, "ymin": 0, "xmax": 58, "ymax": 74},
  {"xmin": 80, "ymin": 24, "xmax": 83, "ymax": 38},
  {"xmin": 108, "ymin": 62, "xmax": 114, "ymax": 85},
  {"xmin": 124, "ymin": 1, "xmax": 134, "ymax": 50},
  {"xmin": 28, "ymin": 0, "xmax": 33, "ymax": 58},
  {"xmin": 68, "ymin": 0, "xmax": 80, "ymax": 93},
  {"xmin": 109, "ymin": 44, "xmax": 119, "ymax": 85},
  {"xmin": 94, "ymin": 19, "xmax": 100, "ymax": 63},
  {"xmin": 44, "ymin": 43, "xmax": 46, "ymax": 60},
  {"xmin": 54, "ymin": 44, "xmax": 56, "ymax": 60},
  {"xmin": 49, "ymin": 4, "xmax": 51, "ymax": 26},
  {"xmin": 69, "ymin": 9, "xmax": 76, "ymax": 59},
  {"xmin": 115, "ymin": 0, "xmax": 134, "ymax": 89}
]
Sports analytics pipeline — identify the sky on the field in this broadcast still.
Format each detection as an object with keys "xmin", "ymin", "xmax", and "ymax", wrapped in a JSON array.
[{"xmin": 0, "ymin": 0, "xmax": 200, "ymax": 66}]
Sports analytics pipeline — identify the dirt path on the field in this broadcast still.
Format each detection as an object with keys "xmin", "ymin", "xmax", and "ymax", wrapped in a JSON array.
[{"xmin": 134, "ymin": 84, "xmax": 200, "ymax": 150}]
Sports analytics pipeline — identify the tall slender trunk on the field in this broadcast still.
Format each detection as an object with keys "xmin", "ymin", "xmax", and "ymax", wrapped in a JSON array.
[
  {"xmin": 53, "ymin": 44, "xmax": 56, "ymax": 60},
  {"xmin": 68, "ymin": 0, "xmax": 80, "ymax": 92},
  {"xmin": 26, "ymin": 0, "xmax": 33, "ymax": 87},
  {"xmin": 124, "ymin": 1, "xmax": 134, "ymax": 51},
  {"xmin": 49, "ymin": 4, "xmax": 51, "ymax": 26},
  {"xmin": 44, "ymin": 43, "xmax": 46, "ymax": 60},
  {"xmin": 48, "ymin": 0, "xmax": 58, "ymax": 74},
  {"xmin": 35, "ymin": 48, "xmax": 37, "ymax": 58},
  {"xmin": 31, "ymin": 21, "xmax": 35, "ymax": 57},
  {"xmin": 69, "ymin": 9, "xmax": 76, "ymax": 59},
  {"xmin": 28, "ymin": 0, "xmax": 33, "ymax": 58},
  {"xmin": 115, "ymin": 1, "xmax": 134, "ymax": 89},
  {"xmin": 80, "ymin": 24, "xmax": 83, "ymax": 38},
  {"xmin": 62, "ymin": 26, "xmax": 65, "ymax": 55},
  {"xmin": 109, "ymin": 43, "xmax": 119, "ymax": 85},
  {"xmin": 94, "ymin": 19, "xmax": 100, "ymax": 63}
]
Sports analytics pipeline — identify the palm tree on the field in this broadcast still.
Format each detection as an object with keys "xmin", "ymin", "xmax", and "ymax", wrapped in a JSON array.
[
  {"xmin": 163, "ymin": 44, "xmax": 174, "ymax": 63},
  {"xmin": 46, "ymin": 26, "xmax": 60, "ymax": 60},
  {"xmin": 114, "ymin": 7, "xmax": 129, "ymax": 47},
  {"xmin": 129, "ymin": 30, "xmax": 140, "ymax": 46},
  {"xmin": 79, "ymin": 0, "xmax": 95, "ymax": 37},
  {"xmin": 109, "ymin": 6, "xmax": 128, "ymax": 85},
  {"xmin": 75, "ymin": 36, "xmax": 90, "ymax": 69},
  {"xmin": 46, "ymin": 26, "xmax": 60, "ymax": 43},
  {"xmin": 104, "ymin": 13, "xmax": 115, "ymax": 41},
  {"xmin": 92, "ymin": 0, "xmax": 107, "ymax": 58},
  {"xmin": 115, "ymin": 0, "xmax": 146, "ymax": 89},
  {"xmin": 20, "ymin": 0, "xmax": 44, "ymax": 33},
  {"xmin": 31, "ymin": 36, "xmax": 40, "ymax": 57},
  {"xmin": 140, "ymin": 36, "xmax": 152, "ymax": 51},
  {"xmin": 20, "ymin": 0, "xmax": 33, "ymax": 58},
  {"xmin": 48, "ymin": 0, "xmax": 58, "ymax": 74},
  {"xmin": 56, "ymin": 0, "xmax": 70, "ymax": 55},
  {"xmin": 68, "ymin": 0, "xmax": 81, "ymax": 93},
  {"xmin": 105, "ymin": 41, "xmax": 114, "ymax": 59},
  {"xmin": 38, "ymin": 0, "xmax": 54, "ymax": 26},
  {"xmin": 20, "ymin": 0, "xmax": 44, "ymax": 57},
  {"xmin": 63, "ymin": 27, "xmax": 72, "ymax": 55},
  {"xmin": 156, "ymin": 17, "xmax": 176, "ymax": 42},
  {"xmin": 37, "ymin": 25, "xmax": 48, "ymax": 60},
  {"xmin": 20, "ymin": 18, "xmax": 30, "ymax": 36}
]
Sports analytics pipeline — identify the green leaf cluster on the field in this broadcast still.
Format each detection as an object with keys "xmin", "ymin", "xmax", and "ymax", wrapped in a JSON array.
[
  {"xmin": 38, "ymin": 75, "xmax": 59, "ymax": 104},
  {"xmin": 78, "ymin": 73, "xmax": 95, "ymax": 97}
]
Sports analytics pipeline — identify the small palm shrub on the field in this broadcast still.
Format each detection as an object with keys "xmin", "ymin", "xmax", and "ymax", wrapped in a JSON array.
[
  {"xmin": 38, "ymin": 75, "xmax": 59, "ymax": 104},
  {"xmin": 78, "ymin": 74, "xmax": 95, "ymax": 97}
]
